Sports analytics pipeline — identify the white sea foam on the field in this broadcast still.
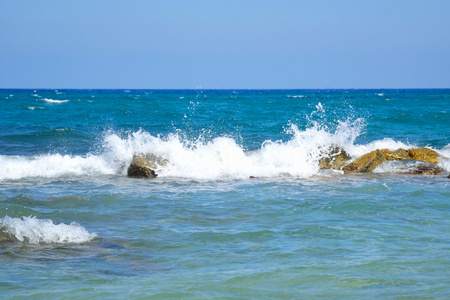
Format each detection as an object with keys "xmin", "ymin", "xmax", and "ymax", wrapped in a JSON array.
[
  {"xmin": 43, "ymin": 98, "xmax": 69, "ymax": 104},
  {"xmin": 0, "ymin": 154, "xmax": 115, "ymax": 180},
  {"xmin": 287, "ymin": 95, "xmax": 305, "ymax": 98},
  {"xmin": 347, "ymin": 138, "xmax": 414, "ymax": 159},
  {"xmin": 0, "ymin": 216, "xmax": 97, "ymax": 244}
]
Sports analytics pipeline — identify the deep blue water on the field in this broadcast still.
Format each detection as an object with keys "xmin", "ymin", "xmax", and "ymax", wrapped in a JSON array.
[{"xmin": 0, "ymin": 89, "xmax": 449, "ymax": 298}]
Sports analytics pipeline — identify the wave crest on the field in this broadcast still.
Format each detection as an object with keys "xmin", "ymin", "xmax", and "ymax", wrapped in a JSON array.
[{"xmin": 0, "ymin": 216, "xmax": 97, "ymax": 244}]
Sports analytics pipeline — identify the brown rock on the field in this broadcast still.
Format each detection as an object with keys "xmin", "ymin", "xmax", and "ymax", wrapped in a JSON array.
[
  {"xmin": 127, "ymin": 154, "xmax": 165, "ymax": 178},
  {"xmin": 342, "ymin": 149, "xmax": 388, "ymax": 174},
  {"xmin": 318, "ymin": 146, "xmax": 352, "ymax": 170},
  {"xmin": 407, "ymin": 147, "xmax": 441, "ymax": 164},
  {"xmin": 381, "ymin": 148, "xmax": 409, "ymax": 160}
]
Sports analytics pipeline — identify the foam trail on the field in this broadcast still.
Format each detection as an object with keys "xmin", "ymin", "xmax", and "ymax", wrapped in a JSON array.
[{"xmin": 0, "ymin": 216, "xmax": 97, "ymax": 244}]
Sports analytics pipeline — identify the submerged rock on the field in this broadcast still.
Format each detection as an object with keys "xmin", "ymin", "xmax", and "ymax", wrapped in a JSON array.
[
  {"xmin": 0, "ymin": 231, "xmax": 13, "ymax": 243},
  {"xmin": 127, "ymin": 153, "xmax": 167, "ymax": 179},
  {"xmin": 401, "ymin": 164, "xmax": 444, "ymax": 175},
  {"xmin": 318, "ymin": 146, "xmax": 351, "ymax": 170},
  {"xmin": 378, "ymin": 160, "xmax": 445, "ymax": 175},
  {"xmin": 343, "ymin": 148, "xmax": 445, "ymax": 174}
]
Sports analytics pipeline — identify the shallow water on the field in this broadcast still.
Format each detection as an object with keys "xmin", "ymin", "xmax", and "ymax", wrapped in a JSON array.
[{"xmin": 0, "ymin": 89, "xmax": 449, "ymax": 298}]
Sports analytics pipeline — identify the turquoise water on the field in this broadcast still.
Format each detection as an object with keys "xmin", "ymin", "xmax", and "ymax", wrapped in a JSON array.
[{"xmin": 0, "ymin": 89, "xmax": 449, "ymax": 298}]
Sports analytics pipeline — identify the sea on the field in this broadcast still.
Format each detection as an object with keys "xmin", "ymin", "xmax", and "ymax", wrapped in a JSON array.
[{"xmin": 0, "ymin": 89, "xmax": 449, "ymax": 299}]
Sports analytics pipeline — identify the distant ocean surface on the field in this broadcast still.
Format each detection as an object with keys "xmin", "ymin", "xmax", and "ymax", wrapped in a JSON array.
[{"xmin": 0, "ymin": 89, "xmax": 449, "ymax": 299}]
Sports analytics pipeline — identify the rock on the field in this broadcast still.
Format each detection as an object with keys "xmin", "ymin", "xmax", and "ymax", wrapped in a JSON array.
[
  {"xmin": 381, "ymin": 148, "xmax": 409, "ymax": 160},
  {"xmin": 343, "ymin": 147, "xmax": 446, "ymax": 174},
  {"xmin": 127, "ymin": 153, "xmax": 166, "ymax": 178},
  {"xmin": 342, "ymin": 149, "xmax": 387, "ymax": 174},
  {"xmin": 401, "ymin": 164, "xmax": 444, "ymax": 175},
  {"xmin": 0, "ymin": 231, "xmax": 13, "ymax": 243},
  {"xmin": 318, "ymin": 146, "xmax": 351, "ymax": 170},
  {"xmin": 127, "ymin": 157, "xmax": 157, "ymax": 178},
  {"xmin": 407, "ymin": 147, "xmax": 441, "ymax": 164}
]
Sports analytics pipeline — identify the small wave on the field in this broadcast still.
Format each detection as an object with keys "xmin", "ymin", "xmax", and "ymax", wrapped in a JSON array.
[
  {"xmin": 287, "ymin": 95, "xmax": 305, "ymax": 98},
  {"xmin": 43, "ymin": 98, "xmax": 69, "ymax": 104},
  {"xmin": 378, "ymin": 93, "xmax": 384, "ymax": 96},
  {"xmin": 0, "ymin": 216, "xmax": 97, "ymax": 244}
]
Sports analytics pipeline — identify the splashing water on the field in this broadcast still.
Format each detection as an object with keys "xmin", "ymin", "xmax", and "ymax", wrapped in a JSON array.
[{"xmin": 0, "ymin": 216, "xmax": 97, "ymax": 244}]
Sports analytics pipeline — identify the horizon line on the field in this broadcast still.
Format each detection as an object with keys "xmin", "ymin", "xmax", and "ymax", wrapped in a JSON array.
[{"xmin": 1, "ymin": 87, "xmax": 450, "ymax": 91}]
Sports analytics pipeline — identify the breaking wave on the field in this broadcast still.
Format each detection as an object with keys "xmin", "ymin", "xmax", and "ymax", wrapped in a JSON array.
[
  {"xmin": 0, "ymin": 119, "xmax": 448, "ymax": 181},
  {"xmin": 102, "ymin": 119, "xmax": 368, "ymax": 179},
  {"xmin": 0, "ymin": 216, "xmax": 97, "ymax": 244}
]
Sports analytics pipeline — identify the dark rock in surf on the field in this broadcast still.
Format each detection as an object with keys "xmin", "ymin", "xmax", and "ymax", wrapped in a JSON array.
[
  {"xmin": 0, "ymin": 231, "xmax": 14, "ymax": 243},
  {"xmin": 400, "ymin": 164, "xmax": 444, "ymax": 175},
  {"xmin": 127, "ymin": 153, "xmax": 166, "ymax": 178}
]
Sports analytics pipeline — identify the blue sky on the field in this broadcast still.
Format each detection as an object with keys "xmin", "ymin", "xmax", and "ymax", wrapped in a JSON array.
[{"xmin": 1, "ymin": 0, "xmax": 449, "ymax": 89}]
